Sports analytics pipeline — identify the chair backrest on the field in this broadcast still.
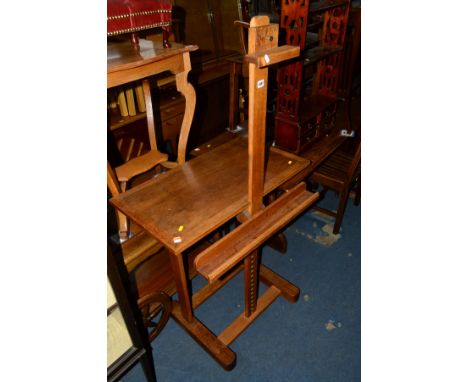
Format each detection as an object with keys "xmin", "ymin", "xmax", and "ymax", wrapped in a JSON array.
[
  {"xmin": 142, "ymin": 79, "xmax": 159, "ymax": 151},
  {"xmin": 340, "ymin": 7, "xmax": 361, "ymax": 99},
  {"xmin": 107, "ymin": 160, "xmax": 122, "ymax": 197},
  {"xmin": 346, "ymin": 141, "xmax": 361, "ymax": 183}
]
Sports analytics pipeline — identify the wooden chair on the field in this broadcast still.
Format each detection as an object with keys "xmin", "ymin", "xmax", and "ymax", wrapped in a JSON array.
[
  {"xmin": 108, "ymin": 77, "xmax": 195, "ymax": 241},
  {"xmin": 309, "ymin": 140, "xmax": 360, "ymax": 234},
  {"xmin": 110, "ymin": 236, "xmax": 173, "ymax": 344}
]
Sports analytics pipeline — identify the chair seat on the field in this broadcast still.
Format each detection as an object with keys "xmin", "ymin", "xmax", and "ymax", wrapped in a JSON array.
[
  {"xmin": 115, "ymin": 149, "xmax": 168, "ymax": 182},
  {"xmin": 310, "ymin": 149, "xmax": 355, "ymax": 188},
  {"xmin": 308, "ymin": 141, "xmax": 360, "ymax": 234},
  {"xmin": 121, "ymin": 230, "xmax": 164, "ymax": 271},
  {"xmin": 107, "ymin": 0, "xmax": 172, "ymax": 37},
  {"xmin": 132, "ymin": 241, "xmax": 210, "ymax": 299}
]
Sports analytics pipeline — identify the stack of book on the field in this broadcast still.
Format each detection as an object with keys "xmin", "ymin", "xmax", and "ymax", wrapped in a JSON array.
[{"xmin": 108, "ymin": 81, "xmax": 147, "ymax": 117}]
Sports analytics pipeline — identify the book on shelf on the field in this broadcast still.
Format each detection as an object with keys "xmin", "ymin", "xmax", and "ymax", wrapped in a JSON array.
[
  {"xmin": 124, "ymin": 86, "xmax": 137, "ymax": 116},
  {"xmin": 134, "ymin": 83, "xmax": 146, "ymax": 113},
  {"xmin": 117, "ymin": 88, "xmax": 129, "ymax": 117}
]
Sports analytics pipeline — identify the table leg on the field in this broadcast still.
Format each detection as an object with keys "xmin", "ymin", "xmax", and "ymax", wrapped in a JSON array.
[
  {"xmin": 175, "ymin": 51, "xmax": 196, "ymax": 165},
  {"xmin": 171, "ymin": 302, "xmax": 237, "ymax": 370},
  {"xmin": 168, "ymin": 252, "xmax": 193, "ymax": 322},
  {"xmin": 168, "ymin": 252, "xmax": 237, "ymax": 370}
]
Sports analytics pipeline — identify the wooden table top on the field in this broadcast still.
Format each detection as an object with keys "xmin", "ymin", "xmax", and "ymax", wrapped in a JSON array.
[
  {"xmin": 110, "ymin": 136, "xmax": 310, "ymax": 254},
  {"xmin": 108, "ymin": 40, "xmax": 197, "ymax": 73},
  {"xmin": 107, "ymin": 40, "xmax": 198, "ymax": 88}
]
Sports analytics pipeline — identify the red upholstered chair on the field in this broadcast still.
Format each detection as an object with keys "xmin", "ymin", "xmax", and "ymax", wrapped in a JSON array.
[{"xmin": 107, "ymin": 0, "xmax": 173, "ymax": 48}]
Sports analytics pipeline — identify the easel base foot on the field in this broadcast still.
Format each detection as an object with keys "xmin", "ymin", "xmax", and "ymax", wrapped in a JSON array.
[
  {"xmin": 171, "ymin": 266, "xmax": 299, "ymax": 370},
  {"xmin": 171, "ymin": 302, "xmax": 237, "ymax": 371},
  {"xmin": 260, "ymin": 264, "xmax": 300, "ymax": 303}
]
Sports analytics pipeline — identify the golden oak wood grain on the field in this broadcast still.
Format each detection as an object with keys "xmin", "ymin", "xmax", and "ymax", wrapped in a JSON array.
[
  {"xmin": 115, "ymin": 150, "xmax": 168, "ymax": 183},
  {"xmin": 244, "ymin": 45, "xmax": 300, "ymax": 68},
  {"xmin": 110, "ymin": 136, "xmax": 310, "ymax": 255},
  {"xmin": 107, "ymin": 41, "xmax": 197, "ymax": 88},
  {"xmin": 194, "ymin": 183, "xmax": 319, "ymax": 283}
]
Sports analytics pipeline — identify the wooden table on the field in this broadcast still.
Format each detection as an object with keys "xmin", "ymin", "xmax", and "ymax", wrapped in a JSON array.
[
  {"xmin": 108, "ymin": 39, "xmax": 198, "ymax": 165},
  {"xmin": 110, "ymin": 135, "xmax": 311, "ymax": 368}
]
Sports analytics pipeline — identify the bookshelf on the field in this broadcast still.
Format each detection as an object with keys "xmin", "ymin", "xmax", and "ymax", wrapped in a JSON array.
[
  {"xmin": 109, "ymin": 111, "xmax": 147, "ymax": 132},
  {"xmin": 108, "ymin": 77, "xmax": 186, "ymax": 161}
]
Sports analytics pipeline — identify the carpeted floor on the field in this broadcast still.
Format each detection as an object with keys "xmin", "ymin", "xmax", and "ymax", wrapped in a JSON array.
[{"xmin": 121, "ymin": 190, "xmax": 361, "ymax": 382}]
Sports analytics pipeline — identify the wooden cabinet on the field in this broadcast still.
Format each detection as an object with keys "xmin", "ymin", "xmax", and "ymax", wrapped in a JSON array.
[
  {"xmin": 274, "ymin": 0, "xmax": 350, "ymax": 153},
  {"xmin": 173, "ymin": 0, "xmax": 243, "ymax": 60},
  {"xmin": 173, "ymin": 0, "xmax": 247, "ymax": 146}
]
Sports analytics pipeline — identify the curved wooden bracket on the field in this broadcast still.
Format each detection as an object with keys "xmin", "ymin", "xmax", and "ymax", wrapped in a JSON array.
[{"xmin": 175, "ymin": 51, "xmax": 196, "ymax": 165}]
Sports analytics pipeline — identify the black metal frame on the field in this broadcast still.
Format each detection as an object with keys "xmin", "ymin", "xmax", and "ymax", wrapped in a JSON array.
[{"xmin": 107, "ymin": 246, "xmax": 157, "ymax": 382}]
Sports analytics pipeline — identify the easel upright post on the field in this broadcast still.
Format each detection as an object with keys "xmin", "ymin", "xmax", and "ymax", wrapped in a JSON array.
[{"xmin": 244, "ymin": 16, "xmax": 279, "ymax": 317}]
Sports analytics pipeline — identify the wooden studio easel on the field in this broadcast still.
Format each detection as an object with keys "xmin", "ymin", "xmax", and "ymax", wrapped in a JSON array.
[
  {"xmin": 194, "ymin": 15, "xmax": 316, "ymax": 343},
  {"xmin": 110, "ymin": 16, "xmax": 320, "ymax": 370}
]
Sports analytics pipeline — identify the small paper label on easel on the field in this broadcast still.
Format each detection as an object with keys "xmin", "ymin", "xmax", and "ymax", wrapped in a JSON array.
[{"xmin": 257, "ymin": 79, "xmax": 265, "ymax": 88}]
